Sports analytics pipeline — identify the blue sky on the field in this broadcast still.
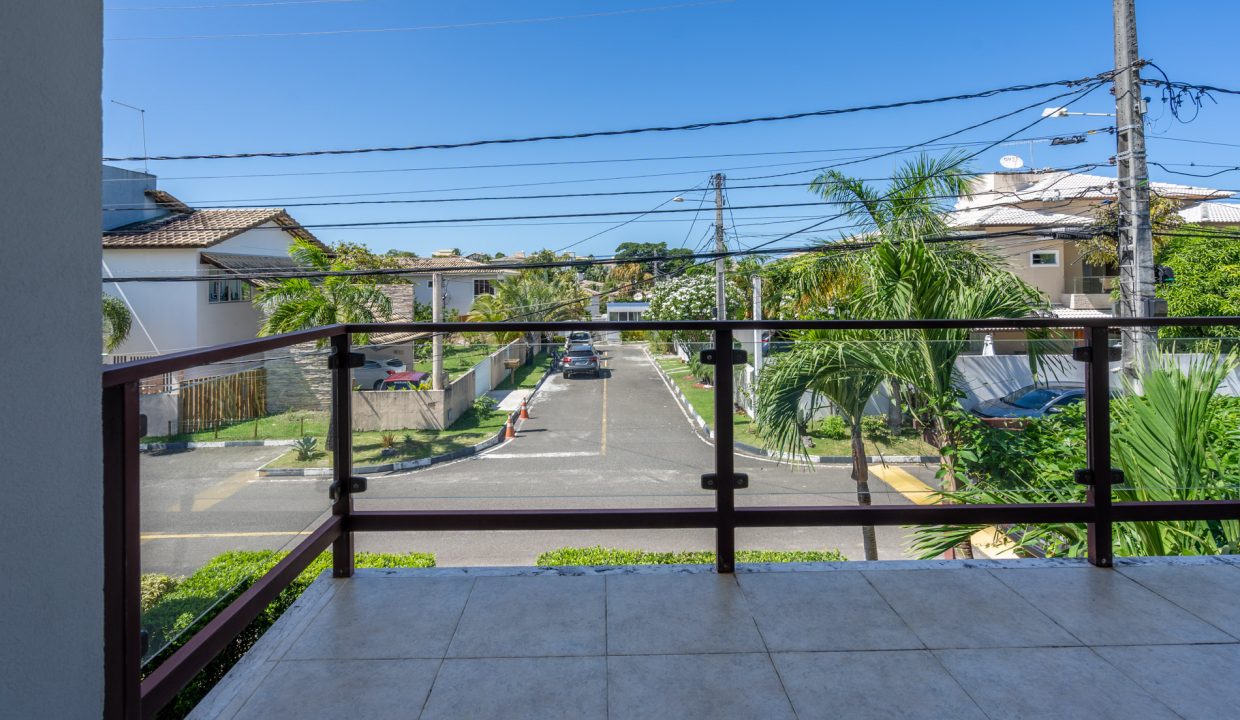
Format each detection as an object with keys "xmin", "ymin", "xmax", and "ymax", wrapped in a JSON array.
[{"xmin": 103, "ymin": 0, "xmax": 1240, "ymax": 258}]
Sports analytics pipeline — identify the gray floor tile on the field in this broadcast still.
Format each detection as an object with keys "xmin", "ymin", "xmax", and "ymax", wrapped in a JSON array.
[
  {"xmin": 285, "ymin": 578, "xmax": 473, "ymax": 659},
  {"xmin": 608, "ymin": 653, "xmax": 795, "ymax": 720},
  {"xmin": 737, "ymin": 571, "xmax": 923, "ymax": 652},
  {"xmin": 773, "ymin": 651, "xmax": 987, "ymax": 720},
  {"xmin": 935, "ymin": 647, "xmax": 1180, "ymax": 720},
  {"xmin": 1117, "ymin": 563, "xmax": 1240, "ymax": 638},
  {"xmin": 991, "ymin": 567, "xmax": 1235, "ymax": 646},
  {"xmin": 420, "ymin": 657, "xmax": 606, "ymax": 720},
  {"xmin": 233, "ymin": 659, "xmax": 438, "ymax": 720},
  {"xmin": 447, "ymin": 575, "xmax": 605, "ymax": 657},
  {"xmin": 1094, "ymin": 643, "xmax": 1240, "ymax": 720},
  {"xmin": 606, "ymin": 573, "xmax": 766, "ymax": 655},
  {"xmin": 863, "ymin": 569, "xmax": 1079, "ymax": 649}
]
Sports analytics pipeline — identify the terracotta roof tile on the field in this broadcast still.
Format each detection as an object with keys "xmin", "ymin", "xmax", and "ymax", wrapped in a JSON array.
[{"xmin": 103, "ymin": 207, "xmax": 328, "ymax": 250}]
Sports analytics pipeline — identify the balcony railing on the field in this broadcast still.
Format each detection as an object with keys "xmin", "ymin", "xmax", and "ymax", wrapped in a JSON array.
[{"xmin": 101, "ymin": 317, "xmax": 1240, "ymax": 720}]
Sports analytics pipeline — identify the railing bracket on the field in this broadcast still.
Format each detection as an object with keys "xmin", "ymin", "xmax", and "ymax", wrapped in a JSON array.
[
  {"xmin": 330, "ymin": 475, "xmax": 368, "ymax": 501},
  {"xmin": 328, "ymin": 350, "xmax": 365, "ymax": 370},
  {"xmin": 701, "ymin": 472, "xmax": 748, "ymax": 490},
  {"xmin": 1072, "ymin": 346, "xmax": 1092, "ymax": 363},
  {"xmin": 699, "ymin": 349, "xmax": 748, "ymax": 366},
  {"xmin": 1075, "ymin": 468, "xmax": 1124, "ymax": 485}
]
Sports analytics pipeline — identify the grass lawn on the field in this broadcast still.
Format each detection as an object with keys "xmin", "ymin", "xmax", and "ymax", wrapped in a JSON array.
[
  {"xmin": 494, "ymin": 352, "xmax": 550, "ymax": 391},
  {"xmin": 654, "ymin": 355, "xmax": 936, "ymax": 457},
  {"xmin": 142, "ymin": 410, "xmax": 330, "ymax": 444},
  {"xmin": 537, "ymin": 546, "xmax": 846, "ymax": 565},
  {"xmin": 265, "ymin": 407, "xmax": 510, "ymax": 468},
  {"xmin": 412, "ymin": 343, "xmax": 494, "ymax": 381}
]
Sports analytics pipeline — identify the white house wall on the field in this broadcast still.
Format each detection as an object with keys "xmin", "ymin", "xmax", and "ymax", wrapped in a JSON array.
[
  {"xmin": 103, "ymin": 247, "xmax": 202, "ymax": 356},
  {"xmin": 413, "ymin": 274, "xmax": 499, "ymax": 316}
]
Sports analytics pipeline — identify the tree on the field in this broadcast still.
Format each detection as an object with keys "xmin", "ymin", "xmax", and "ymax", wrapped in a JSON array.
[
  {"xmin": 464, "ymin": 269, "xmax": 589, "ymax": 350},
  {"xmin": 1157, "ymin": 227, "xmax": 1240, "ymax": 347},
  {"xmin": 102, "ymin": 294, "xmax": 132, "ymax": 353},
  {"xmin": 254, "ymin": 239, "xmax": 394, "ymax": 449},
  {"xmin": 467, "ymin": 293, "xmax": 522, "ymax": 345},
  {"xmin": 646, "ymin": 273, "xmax": 745, "ymax": 342},
  {"xmin": 331, "ymin": 241, "xmax": 409, "ymax": 277},
  {"xmin": 1080, "ymin": 193, "xmax": 1184, "ymax": 267},
  {"xmin": 757, "ymin": 333, "xmax": 884, "ymax": 559}
]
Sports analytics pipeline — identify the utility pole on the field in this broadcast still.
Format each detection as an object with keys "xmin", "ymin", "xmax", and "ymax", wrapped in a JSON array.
[
  {"xmin": 431, "ymin": 272, "xmax": 444, "ymax": 391},
  {"xmin": 714, "ymin": 173, "xmax": 727, "ymax": 321},
  {"xmin": 751, "ymin": 275, "xmax": 764, "ymax": 377},
  {"xmin": 1113, "ymin": 0, "xmax": 1155, "ymax": 376}
]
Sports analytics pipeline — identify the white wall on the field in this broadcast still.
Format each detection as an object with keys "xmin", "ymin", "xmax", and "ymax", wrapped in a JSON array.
[
  {"xmin": 0, "ymin": 2, "xmax": 104, "ymax": 717},
  {"xmin": 412, "ymin": 273, "xmax": 499, "ymax": 316},
  {"xmin": 101, "ymin": 165, "xmax": 161, "ymax": 230},
  {"xmin": 103, "ymin": 248, "xmax": 201, "ymax": 355}
]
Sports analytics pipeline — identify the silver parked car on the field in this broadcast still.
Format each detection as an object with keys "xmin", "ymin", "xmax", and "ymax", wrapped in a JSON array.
[
  {"xmin": 972, "ymin": 383, "xmax": 1086, "ymax": 419},
  {"xmin": 353, "ymin": 356, "xmax": 407, "ymax": 389},
  {"xmin": 561, "ymin": 344, "xmax": 601, "ymax": 378},
  {"xmin": 564, "ymin": 331, "xmax": 593, "ymax": 349}
]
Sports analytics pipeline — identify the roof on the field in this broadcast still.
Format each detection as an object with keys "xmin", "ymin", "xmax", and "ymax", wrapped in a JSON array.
[
  {"xmin": 390, "ymin": 256, "xmax": 515, "ymax": 274},
  {"xmin": 948, "ymin": 206, "xmax": 1087, "ymax": 228},
  {"xmin": 966, "ymin": 171, "xmax": 1232, "ymax": 204},
  {"xmin": 1050, "ymin": 306, "xmax": 1112, "ymax": 319},
  {"xmin": 1176, "ymin": 201, "xmax": 1240, "ymax": 225},
  {"xmin": 381, "ymin": 371, "xmax": 429, "ymax": 384},
  {"xmin": 199, "ymin": 252, "xmax": 306, "ymax": 288},
  {"xmin": 103, "ymin": 191, "xmax": 328, "ymax": 250}
]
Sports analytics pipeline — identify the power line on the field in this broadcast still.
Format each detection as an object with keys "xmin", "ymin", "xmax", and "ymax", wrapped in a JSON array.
[
  {"xmin": 101, "ymin": 69, "xmax": 1119, "ymax": 161},
  {"xmin": 108, "ymin": 0, "xmax": 369, "ymax": 9},
  {"xmin": 102, "ymin": 128, "xmax": 1114, "ymax": 182}
]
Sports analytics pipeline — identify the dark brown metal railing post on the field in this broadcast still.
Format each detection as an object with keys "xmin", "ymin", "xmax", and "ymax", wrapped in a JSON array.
[
  {"xmin": 330, "ymin": 333, "xmax": 355, "ymax": 578},
  {"xmin": 103, "ymin": 382, "xmax": 142, "ymax": 720},
  {"xmin": 713, "ymin": 327, "xmax": 736, "ymax": 573},
  {"xmin": 1085, "ymin": 324, "xmax": 1114, "ymax": 567}
]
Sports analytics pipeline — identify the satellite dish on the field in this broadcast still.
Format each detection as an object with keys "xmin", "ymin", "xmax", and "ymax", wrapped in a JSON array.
[
  {"xmin": 1000, "ymin": 154, "xmax": 1025, "ymax": 170},
  {"xmin": 633, "ymin": 292, "xmax": 645, "ymax": 301}
]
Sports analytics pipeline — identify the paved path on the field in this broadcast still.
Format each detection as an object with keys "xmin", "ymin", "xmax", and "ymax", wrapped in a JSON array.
[{"xmin": 140, "ymin": 345, "xmax": 938, "ymax": 574}]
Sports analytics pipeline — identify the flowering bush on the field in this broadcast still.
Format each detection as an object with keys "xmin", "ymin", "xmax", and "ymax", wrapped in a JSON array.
[{"xmin": 646, "ymin": 275, "xmax": 746, "ymax": 344}]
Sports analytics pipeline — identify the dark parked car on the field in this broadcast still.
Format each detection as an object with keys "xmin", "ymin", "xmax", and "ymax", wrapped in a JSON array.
[
  {"xmin": 561, "ymin": 344, "xmax": 601, "ymax": 378},
  {"xmin": 972, "ymin": 383, "xmax": 1086, "ymax": 419}
]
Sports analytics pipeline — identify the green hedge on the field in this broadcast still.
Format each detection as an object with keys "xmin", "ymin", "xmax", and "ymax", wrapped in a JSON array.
[
  {"xmin": 145, "ymin": 550, "xmax": 434, "ymax": 719},
  {"xmin": 536, "ymin": 546, "xmax": 846, "ymax": 566}
]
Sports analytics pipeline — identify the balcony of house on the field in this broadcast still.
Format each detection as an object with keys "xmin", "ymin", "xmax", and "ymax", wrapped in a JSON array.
[
  {"xmin": 103, "ymin": 318, "xmax": 1240, "ymax": 720},
  {"xmin": 1062, "ymin": 275, "xmax": 1120, "ymax": 312}
]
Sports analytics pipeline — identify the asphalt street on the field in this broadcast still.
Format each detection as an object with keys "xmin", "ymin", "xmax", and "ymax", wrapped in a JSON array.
[{"xmin": 140, "ymin": 344, "xmax": 938, "ymax": 574}]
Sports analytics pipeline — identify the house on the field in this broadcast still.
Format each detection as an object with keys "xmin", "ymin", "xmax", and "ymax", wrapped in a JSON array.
[
  {"xmin": 387, "ymin": 254, "xmax": 515, "ymax": 318},
  {"xmin": 101, "ymin": 166, "xmax": 325, "ymax": 359},
  {"xmin": 949, "ymin": 170, "xmax": 1240, "ymax": 319}
]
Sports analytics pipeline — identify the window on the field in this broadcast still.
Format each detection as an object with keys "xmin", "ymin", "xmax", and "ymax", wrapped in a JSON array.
[
  {"xmin": 208, "ymin": 277, "xmax": 251, "ymax": 303},
  {"xmin": 473, "ymin": 279, "xmax": 494, "ymax": 296},
  {"xmin": 1029, "ymin": 250, "xmax": 1060, "ymax": 267},
  {"xmin": 609, "ymin": 311, "xmax": 643, "ymax": 322}
]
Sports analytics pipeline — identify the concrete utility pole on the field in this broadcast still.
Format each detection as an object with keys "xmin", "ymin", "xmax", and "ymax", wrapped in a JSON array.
[
  {"xmin": 714, "ymin": 173, "xmax": 727, "ymax": 321},
  {"xmin": 1113, "ymin": 0, "xmax": 1156, "ymax": 375},
  {"xmin": 431, "ymin": 272, "xmax": 444, "ymax": 391}
]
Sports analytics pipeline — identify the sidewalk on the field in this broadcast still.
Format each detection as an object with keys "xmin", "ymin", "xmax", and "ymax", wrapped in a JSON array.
[{"xmin": 488, "ymin": 387, "xmax": 533, "ymax": 412}]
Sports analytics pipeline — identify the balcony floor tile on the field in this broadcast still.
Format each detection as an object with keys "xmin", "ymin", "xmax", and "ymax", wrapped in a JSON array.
[
  {"xmin": 232, "ymin": 658, "xmax": 439, "ymax": 720},
  {"xmin": 605, "ymin": 573, "xmax": 766, "ymax": 655},
  {"xmin": 862, "ymin": 568, "xmax": 1080, "ymax": 649},
  {"xmin": 447, "ymin": 575, "xmax": 605, "ymax": 658},
  {"xmin": 773, "ymin": 650, "xmax": 988, "ymax": 720},
  {"xmin": 991, "ymin": 567, "xmax": 1236, "ymax": 646},
  {"xmin": 1093, "ymin": 643, "xmax": 1240, "ymax": 719},
  {"xmin": 936, "ymin": 646, "xmax": 1181, "ymax": 719},
  {"xmin": 420, "ymin": 656, "xmax": 607, "ymax": 720},
  {"xmin": 608, "ymin": 653, "xmax": 795, "ymax": 720},
  {"xmin": 1116, "ymin": 562, "xmax": 1240, "ymax": 639},
  {"xmin": 737, "ymin": 570, "xmax": 923, "ymax": 652}
]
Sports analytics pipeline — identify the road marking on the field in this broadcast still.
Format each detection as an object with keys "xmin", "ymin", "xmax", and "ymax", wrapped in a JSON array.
[
  {"xmin": 870, "ymin": 465, "xmax": 1020, "ymax": 559},
  {"xmin": 141, "ymin": 530, "xmax": 310, "ymax": 541},
  {"xmin": 481, "ymin": 451, "xmax": 601, "ymax": 459},
  {"xmin": 600, "ymin": 371, "xmax": 608, "ymax": 456}
]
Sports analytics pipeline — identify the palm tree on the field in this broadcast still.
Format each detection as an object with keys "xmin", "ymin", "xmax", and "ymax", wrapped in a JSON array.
[
  {"xmin": 254, "ymin": 238, "xmax": 393, "ymax": 448},
  {"xmin": 757, "ymin": 331, "xmax": 884, "ymax": 559},
  {"xmin": 467, "ymin": 293, "xmax": 522, "ymax": 345},
  {"xmin": 255, "ymin": 239, "xmax": 393, "ymax": 346},
  {"xmin": 102, "ymin": 294, "xmax": 133, "ymax": 353}
]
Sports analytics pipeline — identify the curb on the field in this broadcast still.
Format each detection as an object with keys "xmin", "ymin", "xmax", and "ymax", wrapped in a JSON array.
[
  {"xmin": 141, "ymin": 438, "xmax": 296, "ymax": 451},
  {"xmin": 257, "ymin": 355, "xmax": 557, "ymax": 477},
  {"xmin": 644, "ymin": 348, "xmax": 938, "ymax": 466}
]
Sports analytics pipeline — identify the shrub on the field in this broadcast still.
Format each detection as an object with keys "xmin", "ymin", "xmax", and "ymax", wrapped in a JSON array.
[
  {"xmin": 379, "ymin": 431, "xmax": 397, "ymax": 449},
  {"xmin": 619, "ymin": 330, "xmax": 648, "ymax": 342},
  {"xmin": 140, "ymin": 573, "xmax": 181, "ymax": 612},
  {"xmin": 292, "ymin": 436, "xmax": 318, "ymax": 461},
  {"xmin": 816, "ymin": 415, "xmax": 849, "ymax": 440},
  {"xmin": 861, "ymin": 415, "xmax": 893, "ymax": 443},
  {"xmin": 402, "ymin": 433, "xmax": 416, "ymax": 449},
  {"xmin": 472, "ymin": 394, "xmax": 499, "ymax": 417},
  {"xmin": 145, "ymin": 550, "xmax": 434, "ymax": 719},
  {"xmin": 536, "ymin": 546, "xmax": 846, "ymax": 566}
]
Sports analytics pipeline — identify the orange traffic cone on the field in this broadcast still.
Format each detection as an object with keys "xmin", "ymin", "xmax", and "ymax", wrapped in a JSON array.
[
  {"xmin": 504, "ymin": 420, "xmax": 516, "ymax": 439},
  {"xmin": 519, "ymin": 401, "xmax": 530, "ymax": 420}
]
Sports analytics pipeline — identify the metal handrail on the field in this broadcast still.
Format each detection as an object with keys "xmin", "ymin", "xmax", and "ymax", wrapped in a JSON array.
[{"xmin": 102, "ymin": 317, "xmax": 1240, "ymax": 719}]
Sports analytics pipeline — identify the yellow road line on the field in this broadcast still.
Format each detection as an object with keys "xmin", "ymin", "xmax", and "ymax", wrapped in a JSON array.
[
  {"xmin": 869, "ymin": 465, "xmax": 1020, "ymax": 559},
  {"xmin": 600, "ymin": 373, "xmax": 608, "ymax": 455},
  {"xmin": 141, "ymin": 530, "xmax": 310, "ymax": 541}
]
